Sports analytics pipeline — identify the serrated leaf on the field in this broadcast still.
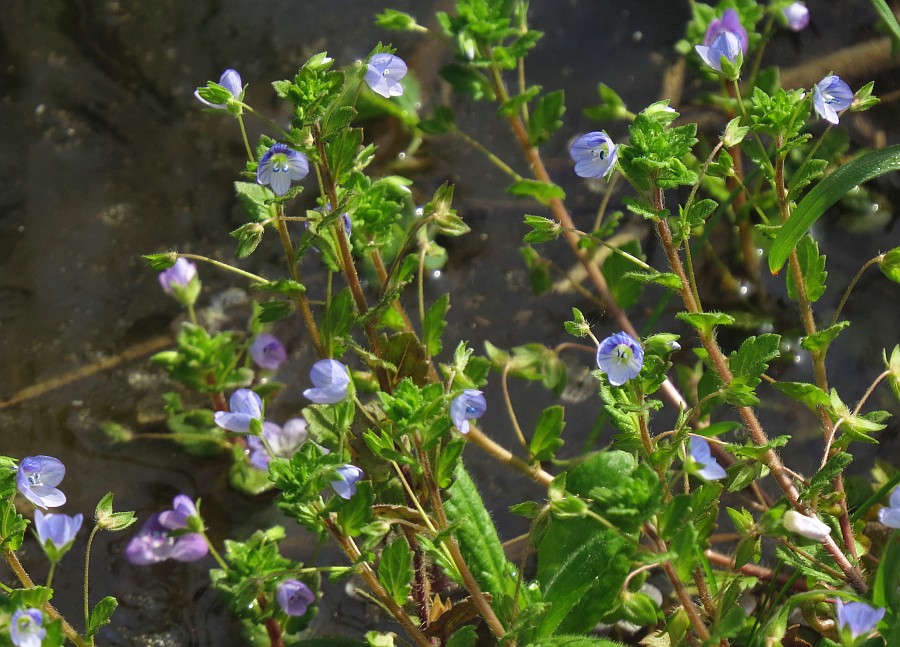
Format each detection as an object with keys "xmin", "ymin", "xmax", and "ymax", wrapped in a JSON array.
[
  {"xmin": 772, "ymin": 381, "xmax": 831, "ymax": 410},
  {"xmin": 770, "ymin": 145, "xmax": 900, "ymax": 273},
  {"xmin": 231, "ymin": 223, "xmax": 265, "ymax": 258},
  {"xmin": 801, "ymin": 452, "xmax": 852, "ymax": 501},
  {"xmin": 682, "ymin": 198, "xmax": 717, "ymax": 228},
  {"xmin": 527, "ymin": 90, "xmax": 565, "ymax": 146},
  {"xmin": 623, "ymin": 196, "xmax": 668, "ymax": 220},
  {"xmin": 379, "ymin": 536, "xmax": 413, "ymax": 604},
  {"xmin": 256, "ymin": 300, "xmax": 293, "ymax": 323},
  {"xmin": 623, "ymin": 271, "xmax": 683, "ymax": 291},
  {"xmin": 530, "ymin": 405, "xmax": 565, "ymax": 462},
  {"xmin": 252, "ymin": 279, "xmax": 306, "ymax": 296},
  {"xmin": 523, "ymin": 214, "xmax": 561, "ymax": 243},
  {"xmin": 337, "ymin": 481, "xmax": 374, "ymax": 536},
  {"xmin": 234, "ymin": 181, "xmax": 273, "ymax": 222},
  {"xmin": 787, "ymin": 158, "xmax": 828, "ymax": 201},
  {"xmin": 729, "ymin": 334, "xmax": 781, "ymax": 388},
  {"xmin": 676, "ymin": 311, "xmax": 735, "ymax": 337},
  {"xmin": 800, "ymin": 321, "xmax": 850, "ymax": 354},
  {"xmin": 87, "ymin": 596, "xmax": 118, "ymax": 640},
  {"xmin": 507, "ymin": 179, "xmax": 566, "ymax": 205},
  {"xmin": 785, "ymin": 236, "xmax": 826, "ymax": 303}
]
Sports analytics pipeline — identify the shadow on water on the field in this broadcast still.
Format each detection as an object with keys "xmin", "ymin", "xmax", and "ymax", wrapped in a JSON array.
[{"xmin": 1, "ymin": 0, "xmax": 899, "ymax": 644}]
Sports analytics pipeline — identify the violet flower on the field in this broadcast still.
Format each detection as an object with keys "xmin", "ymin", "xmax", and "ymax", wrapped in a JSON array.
[
  {"xmin": 125, "ymin": 495, "xmax": 208, "ymax": 565},
  {"xmin": 257, "ymin": 143, "xmax": 309, "ymax": 196},
  {"xmin": 250, "ymin": 333, "xmax": 288, "ymax": 370},
  {"xmin": 365, "ymin": 53, "xmax": 407, "ymax": 98},
  {"xmin": 450, "ymin": 389, "xmax": 487, "ymax": 435},
  {"xmin": 704, "ymin": 8, "xmax": 748, "ymax": 53},
  {"xmin": 782, "ymin": 510, "xmax": 831, "ymax": 541},
  {"xmin": 34, "ymin": 510, "xmax": 83, "ymax": 561},
  {"xmin": 835, "ymin": 599, "xmax": 885, "ymax": 642},
  {"xmin": 688, "ymin": 437, "xmax": 726, "ymax": 480},
  {"xmin": 158, "ymin": 258, "xmax": 200, "ymax": 307},
  {"xmin": 303, "ymin": 359, "xmax": 350, "ymax": 404},
  {"xmin": 596, "ymin": 332, "xmax": 644, "ymax": 386},
  {"xmin": 695, "ymin": 31, "xmax": 742, "ymax": 73},
  {"xmin": 16, "ymin": 456, "xmax": 66, "ymax": 509},
  {"xmin": 813, "ymin": 75, "xmax": 853, "ymax": 125},
  {"xmin": 247, "ymin": 418, "xmax": 308, "ymax": 470},
  {"xmin": 331, "ymin": 464, "xmax": 364, "ymax": 500},
  {"xmin": 10, "ymin": 609, "xmax": 45, "ymax": 647},
  {"xmin": 782, "ymin": 2, "xmax": 810, "ymax": 32},
  {"xmin": 877, "ymin": 486, "xmax": 900, "ymax": 528},
  {"xmin": 570, "ymin": 132, "xmax": 618, "ymax": 180},
  {"xmin": 214, "ymin": 389, "xmax": 264, "ymax": 434},
  {"xmin": 276, "ymin": 579, "xmax": 316, "ymax": 616},
  {"xmin": 194, "ymin": 69, "xmax": 243, "ymax": 108}
]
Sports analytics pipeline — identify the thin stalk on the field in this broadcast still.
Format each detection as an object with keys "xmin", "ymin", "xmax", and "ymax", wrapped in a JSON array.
[
  {"xmin": 177, "ymin": 253, "xmax": 269, "ymax": 284},
  {"xmin": 83, "ymin": 524, "xmax": 101, "ymax": 632},
  {"xmin": 454, "ymin": 126, "xmax": 524, "ymax": 181},
  {"xmin": 464, "ymin": 426, "xmax": 553, "ymax": 487},
  {"xmin": 831, "ymin": 254, "xmax": 885, "ymax": 327},
  {"xmin": 236, "ymin": 114, "xmax": 254, "ymax": 161},
  {"xmin": 501, "ymin": 363, "xmax": 530, "ymax": 454}
]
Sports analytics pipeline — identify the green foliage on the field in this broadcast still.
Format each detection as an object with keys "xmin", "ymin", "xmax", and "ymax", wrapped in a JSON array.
[
  {"xmin": 617, "ymin": 106, "xmax": 698, "ymax": 191},
  {"xmin": 423, "ymin": 294, "xmax": 450, "ymax": 356},
  {"xmin": 747, "ymin": 86, "xmax": 810, "ymax": 141},
  {"xmin": 507, "ymin": 179, "xmax": 566, "ymax": 205},
  {"xmin": 527, "ymin": 90, "xmax": 565, "ymax": 146},
  {"xmin": 86, "ymin": 597, "xmax": 118, "ymax": 641},
  {"xmin": 530, "ymin": 405, "xmax": 565, "ymax": 462},
  {"xmin": 601, "ymin": 240, "xmax": 645, "ymax": 310},
  {"xmin": 785, "ymin": 236, "xmax": 827, "ymax": 303},
  {"xmin": 484, "ymin": 341, "xmax": 566, "ymax": 395},
  {"xmin": 729, "ymin": 334, "xmax": 781, "ymax": 388},
  {"xmin": 152, "ymin": 324, "xmax": 253, "ymax": 394},
  {"xmin": 800, "ymin": 321, "xmax": 850, "ymax": 356},
  {"xmin": 676, "ymin": 311, "xmax": 735, "ymax": 337},
  {"xmin": 523, "ymin": 215, "xmax": 561, "ymax": 243},
  {"xmin": 378, "ymin": 536, "xmax": 414, "ymax": 604},
  {"xmin": 583, "ymin": 83, "xmax": 630, "ymax": 121}
]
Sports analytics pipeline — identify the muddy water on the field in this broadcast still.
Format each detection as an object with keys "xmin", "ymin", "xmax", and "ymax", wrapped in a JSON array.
[{"xmin": 1, "ymin": 0, "xmax": 898, "ymax": 644}]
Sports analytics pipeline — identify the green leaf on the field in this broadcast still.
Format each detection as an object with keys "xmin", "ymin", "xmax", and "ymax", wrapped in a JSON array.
[
  {"xmin": 801, "ymin": 452, "xmax": 852, "ymax": 501},
  {"xmin": 446, "ymin": 627, "xmax": 479, "ymax": 647},
  {"xmin": 143, "ymin": 252, "xmax": 177, "ymax": 270},
  {"xmin": 86, "ymin": 596, "xmax": 118, "ymax": 640},
  {"xmin": 530, "ymin": 405, "xmax": 565, "ymax": 461},
  {"xmin": 523, "ymin": 215, "xmax": 561, "ymax": 243},
  {"xmin": 528, "ymin": 637, "xmax": 623, "ymax": 647},
  {"xmin": 374, "ymin": 9, "xmax": 427, "ymax": 32},
  {"xmin": 507, "ymin": 179, "xmax": 566, "ymax": 205},
  {"xmin": 769, "ymin": 144, "xmax": 900, "ymax": 273},
  {"xmin": 583, "ymin": 82, "xmax": 629, "ymax": 121},
  {"xmin": 873, "ymin": 534, "xmax": 900, "ymax": 614},
  {"xmin": 564, "ymin": 307, "xmax": 591, "ymax": 338},
  {"xmin": 527, "ymin": 90, "xmax": 565, "ymax": 146},
  {"xmin": 682, "ymin": 198, "xmax": 718, "ymax": 228},
  {"xmin": 601, "ymin": 240, "xmax": 645, "ymax": 310},
  {"xmin": 379, "ymin": 536, "xmax": 414, "ymax": 604},
  {"xmin": 623, "ymin": 271, "xmax": 683, "ymax": 291},
  {"xmin": 785, "ymin": 236, "xmax": 826, "ymax": 303},
  {"xmin": 787, "ymin": 159, "xmax": 828, "ymax": 201},
  {"xmin": 800, "ymin": 321, "xmax": 850, "ymax": 355},
  {"xmin": 729, "ymin": 334, "xmax": 781, "ymax": 388},
  {"xmin": 94, "ymin": 493, "xmax": 137, "ymax": 532},
  {"xmin": 880, "ymin": 247, "xmax": 900, "ymax": 283},
  {"xmin": 721, "ymin": 116, "xmax": 749, "ymax": 147},
  {"xmin": 623, "ymin": 196, "xmax": 668, "ymax": 220},
  {"xmin": 772, "ymin": 381, "xmax": 831, "ymax": 410},
  {"xmin": 256, "ymin": 300, "xmax": 293, "ymax": 323},
  {"xmin": 423, "ymin": 294, "xmax": 450, "ymax": 356},
  {"xmin": 231, "ymin": 223, "xmax": 265, "ymax": 258},
  {"xmin": 676, "ymin": 311, "xmax": 735, "ymax": 337},
  {"xmin": 444, "ymin": 466, "xmax": 516, "ymax": 600},
  {"xmin": 440, "ymin": 63, "xmax": 495, "ymax": 100},
  {"xmin": 337, "ymin": 481, "xmax": 374, "ymax": 536},
  {"xmin": 235, "ymin": 181, "xmax": 273, "ymax": 222},
  {"xmin": 252, "ymin": 279, "xmax": 306, "ymax": 297},
  {"xmin": 872, "ymin": 0, "xmax": 900, "ymax": 49}
]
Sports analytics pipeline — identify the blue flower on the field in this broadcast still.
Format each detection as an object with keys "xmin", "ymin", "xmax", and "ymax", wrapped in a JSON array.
[
  {"xmin": 570, "ymin": 132, "xmax": 618, "ymax": 180},
  {"xmin": 125, "ymin": 495, "xmax": 208, "ymax": 565},
  {"xmin": 10, "ymin": 609, "xmax": 45, "ymax": 647},
  {"xmin": 16, "ymin": 456, "xmax": 66, "ymax": 509},
  {"xmin": 782, "ymin": 2, "xmax": 810, "ymax": 32},
  {"xmin": 835, "ymin": 599, "xmax": 885, "ymax": 642},
  {"xmin": 214, "ymin": 389, "xmax": 264, "ymax": 434},
  {"xmin": 813, "ymin": 75, "xmax": 853, "ymax": 125},
  {"xmin": 195, "ymin": 69, "xmax": 243, "ymax": 109},
  {"xmin": 34, "ymin": 510, "xmax": 83, "ymax": 561},
  {"xmin": 695, "ymin": 30, "xmax": 742, "ymax": 73},
  {"xmin": 688, "ymin": 437, "xmax": 726, "ymax": 480},
  {"xmin": 331, "ymin": 464, "xmax": 364, "ymax": 500},
  {"xmin": 365, "ymin": 53, "xmax": 407, "ymax": 98},
  {"xmin": 257, "ymin": 143, "xmax": 309, "ymax": 196},
  {"xmin": 303, "ymin": 359, "xmax": 351, "ymax": 404},
  {"xmin": 596, "ymin": 332, "xmax": 644, "ymax": 386},
  {"xmin": 450, "ymin": 389, "xmax": 487, "ymax": 435},
  {"xmin": 247, "ymin": 418, "xmax": 308, "ymax": 470},
  {"xmin": 276, "ymin": 579, "xmax": 316, "ymax": 616},
  {"xmin": 250, "ymin": 333, "xmax": 288, "ymax": 370},
  {"xmin": 158, "ymin": 258, "xmax": 200, "ymax": 306},
  {"xmin": 877, "ymin": 486, "xmax": 900, "ymax": 529},
  {"xmin": 704, "ymin": 8, "xmax": 748, "ymax": 54}
]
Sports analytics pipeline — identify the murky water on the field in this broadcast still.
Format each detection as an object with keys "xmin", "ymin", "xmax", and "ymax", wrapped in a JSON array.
[{"xmin": 1, "ymin": 0, "xmax": 899, "ymax": 644}]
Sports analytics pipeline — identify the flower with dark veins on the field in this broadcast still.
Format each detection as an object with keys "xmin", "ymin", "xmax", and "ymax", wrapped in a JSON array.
[
  {"xmin": 125, "ymin": 495, "xmax": 208, "ymax": 565},
  {"xmin": 813, "ymin": 75, "xmax": 853, "ymax": 124},
  {"xmin": 877, "ymin": 486, "xmax": 900, "ymax": 528},
  {"xmin": 214, "ymin": 389, "xmax": 264, "ymax": 433},
  {"xmin": 835, "ymin": 599, "xmax": 885, "ymax": 642},
  {"xmin": 257, "ymin": 143, "xmax": 309, "ymax": 196},
  {"xmin": 596, "ymin": 332, "xmax": 644, "ymax": 386},
  {"xmin": 450, "ymin": 389, "xmax": 487, "ymax": 434},
  {"xmin": 16, "ymin": 456, "xmax": 66, "ymax": 509},
  {"xmin": 331, "ymin": 464, "xmax": 364, "ymax": 500},
  {"xmin": 688, "ymin": 437, "xmax": 726, "ymax": 480},
  {"xmin": 276, "ymin": 579, "xmax": 316, "ymax": 616},
  {"xmin": 194, "ymin": 69, "xmax": 243, "ymax": 108},
  {"xmin": 247, "ymin": 418, "xmax": 308, "ymax": 470},
  {"xmin": 569, "ymin": 132, "xmax": 618, "ymax": 180},
  {"xmin": 250, "ymin": 333, "xmax": 288, "ymax": 370},
  {"xmin": 303, "ymin": 359, "xmax": 351, "ymax": 404},
  {"xmin": 704, "ymin": 8, "xmax": 748, "ymax": 53},
  {"xmin": 695, "ymin": 30, "xmax": 742, "ymax": 73},
  {"xmin": 34, "ymin": 510, "xmax": 83, "ymax": 559},
  {"xmin": 10, "ymin": 609, "xmax": 45, "ymax": 647},
  {"xmin": 782, "ymin": 2, "xmax": 810, "ymax": 31},
  {"xmin": 365, "ymin": 53, "xmax": 407, "ymax": 98}
]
